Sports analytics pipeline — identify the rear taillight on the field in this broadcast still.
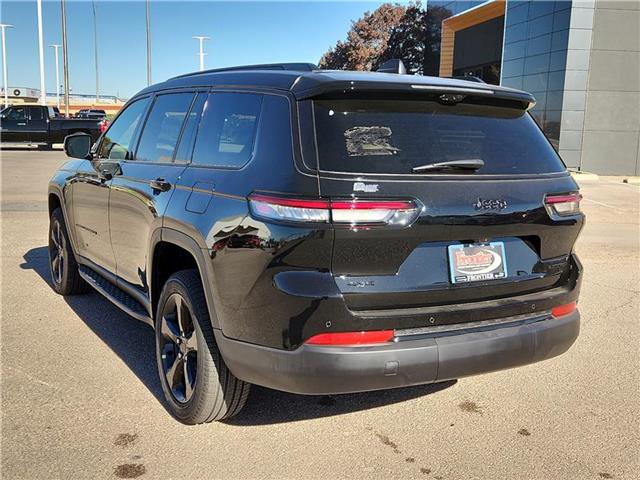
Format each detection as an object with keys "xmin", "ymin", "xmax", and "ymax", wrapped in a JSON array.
[
  {"xmin": 544, "ymin": 192, "xmax": 582, "ymax": 217},
  {"xmin": 248, "ymin": 194, "xmax": 420, "ymax": 228},
  {"xmin": 551, "ymin": 301, "xmax": 577, "ymax": 318},
  {"xmin": 99, "ymin": 119, "xmax": 109, "ymax": 133},
  {"xmin": 305, "ymin": 330, "xmax": 394, "ymax": 346}
]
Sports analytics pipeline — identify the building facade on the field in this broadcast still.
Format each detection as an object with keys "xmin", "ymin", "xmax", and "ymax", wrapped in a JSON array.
[{"xmin": 429, "ymin": 0, "xmax": 640, "ymax": 175}]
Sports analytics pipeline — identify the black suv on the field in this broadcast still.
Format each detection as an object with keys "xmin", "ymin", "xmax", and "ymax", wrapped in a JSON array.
[{"xmin": 48, "ymin": 63, "xmax": 583, "ymax": 424}]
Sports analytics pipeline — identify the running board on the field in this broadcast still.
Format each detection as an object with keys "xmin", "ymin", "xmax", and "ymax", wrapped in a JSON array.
[{"xmin": 79, "ymin": 266, "xmax": 153, "ymax": 326}]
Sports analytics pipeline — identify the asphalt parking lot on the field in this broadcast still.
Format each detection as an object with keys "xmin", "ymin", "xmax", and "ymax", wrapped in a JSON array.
[{"xmin": 1, "ymin": 148, "xmax": 639, "ymax": 480}]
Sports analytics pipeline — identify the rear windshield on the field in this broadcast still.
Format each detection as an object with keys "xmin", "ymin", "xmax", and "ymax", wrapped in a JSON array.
[{"xmin": 313, "ymin": 99, "xmax": 566, "ymax": 175}]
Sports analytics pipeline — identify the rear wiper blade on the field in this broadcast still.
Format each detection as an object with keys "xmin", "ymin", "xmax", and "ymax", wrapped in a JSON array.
[{"xmin": 412, "ymin": 159, "xmax": 484, "ymax": 172}]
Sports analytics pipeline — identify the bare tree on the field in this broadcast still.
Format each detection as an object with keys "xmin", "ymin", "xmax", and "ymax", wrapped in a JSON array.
[
  {"xmin": 319, "ymin": 3, "xmax": 407, "ymax": 71},
  {"xmin": 319, "ymin": 2, "xmax": 454, "ymax": 76}
]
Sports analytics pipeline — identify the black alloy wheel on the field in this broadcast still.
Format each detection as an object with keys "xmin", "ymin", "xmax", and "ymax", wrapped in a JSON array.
[
  {"xmin": 49, "ymin": 219, "xmax": 66, "ymax": 286},
  {"xmin": 155, "ymin": 270, "xmax": 250, "ymax": 424},
  {"xmin": 48, "ymin": 208, "xmax": 89, "ymax": 295},
  {"xmin": 159, "ymin": 293, "xmax": 198, "ymax": 403}
]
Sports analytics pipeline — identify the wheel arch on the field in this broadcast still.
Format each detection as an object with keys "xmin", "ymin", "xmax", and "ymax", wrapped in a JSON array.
[
  {"xmin": 149, "ymin": 228, "xmax": 221, "ymax": 330},
  {"xmin": 48, "ymin": 190, "xmax": 62, "ymax": 216},
  {"xmin": 48, "ymin": 184, "xmax": 81, "ymax": 259}
]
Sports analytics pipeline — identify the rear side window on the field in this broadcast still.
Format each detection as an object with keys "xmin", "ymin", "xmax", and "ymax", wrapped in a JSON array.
[
  {"xmin": 135, "ymin": 93, "xmax": 195, "ymax": 163},
  {"xmin": 99, "ymin": 97, "xmax": 150, "ymax": 160},
  {"xmin": 191, "ymin": 92, "xmax": 262, "ymax": 168},
  {"xmin": 313, "ymin": 99, "xmax": 566, "ymax": 175},
  {"xmin": 28, "ymin": 107, "xmax": 43, "ymax": 121}
]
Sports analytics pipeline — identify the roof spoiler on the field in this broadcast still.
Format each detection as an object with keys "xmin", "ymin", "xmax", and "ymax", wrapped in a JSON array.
[{"xmin": 376, "ymin": 59, "xmax": 407, "ymax": 75}]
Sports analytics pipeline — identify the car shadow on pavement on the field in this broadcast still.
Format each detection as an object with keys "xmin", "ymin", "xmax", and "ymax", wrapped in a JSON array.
[
  {"xmin": 22, "ymin": 246, "xmax": 457, "ymax": 425},
  {"xmin": 225, "ymin": 380, "xmax": 456, "ymax": 426}
]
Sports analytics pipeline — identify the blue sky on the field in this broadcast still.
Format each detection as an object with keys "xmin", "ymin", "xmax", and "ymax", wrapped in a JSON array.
[{"xmin": 1, "ymin": 0, "xmax": 405, "ymax": 99}]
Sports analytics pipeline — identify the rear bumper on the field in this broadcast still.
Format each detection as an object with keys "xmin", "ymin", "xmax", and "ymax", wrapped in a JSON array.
[{"xmin": 215, "ymin": 310, "xmax": 580, "ymax": 395}]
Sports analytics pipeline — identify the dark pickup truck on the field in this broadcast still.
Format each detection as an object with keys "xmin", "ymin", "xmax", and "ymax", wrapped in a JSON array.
[{"xmin": 0, "ymin": 104, "xmax": 103, "ymax": 149}]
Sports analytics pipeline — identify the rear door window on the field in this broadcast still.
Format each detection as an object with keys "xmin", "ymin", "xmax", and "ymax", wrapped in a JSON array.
[
  {"xmin": 135, "ymin": 92, "xmax": 195, "ymax": 163},
  {"xmin": 313, "ymin": 99, "xmax": 566, "ymax": 175},
  {"xmin": 191, "ymin": 92, "xmax": 263, "ymax": 168},
  {"xmin": 28, "ymin": 107, "xmax": 44, "ymax": 122}
]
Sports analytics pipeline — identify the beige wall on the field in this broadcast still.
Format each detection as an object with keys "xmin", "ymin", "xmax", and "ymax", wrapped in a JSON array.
[{"xmin": 581, "ymin": 0, "xmax": 639, "ymax": 175}]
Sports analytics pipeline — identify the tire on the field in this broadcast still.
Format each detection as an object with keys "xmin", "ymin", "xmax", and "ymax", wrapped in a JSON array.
[
  {"xmin": 155, "ymin": 269, "xmax": 250, "ymax": 424},
  {"xmin": 38, "ymin": 143, "xmax": 53, "ymax": 150},
  {"xmin": 48, "ymin": 208, "xmax": 90, "ymax": 295}
]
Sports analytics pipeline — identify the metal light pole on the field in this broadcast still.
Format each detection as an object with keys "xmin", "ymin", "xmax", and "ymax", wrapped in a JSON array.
[
  {"xmin": 49, "ymin": 44, "xmax": 62, "ymax": 108},
  {"xmin": 0, "ymin": 24, "xmax": 13, "ymax": 109},
  {"xmin": 37, "ymin": 0, "xmax": 46, "ymax": 105},
  {"xmin": 61, "ymin": 0, "xmax": 70, "ymax": 117},
  {"xmin": 92, "ymin": 1, "xmax": 99, "ymax": 103},
  {"xmin": 145, "ymin": 0, "xmax": 152, "ymax": 85},
  {"xmin": 192, "ymin": 36, "xmax": 210, "ymax": 71}
]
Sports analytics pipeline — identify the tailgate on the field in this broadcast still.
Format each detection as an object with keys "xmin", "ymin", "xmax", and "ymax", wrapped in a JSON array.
[
  {"xmin": 321, "ymin": 175, "xmax": 582, "ymax": 310},
  {"xmin": 311, "ymin": 96, "xmax": 584, "ymax": 311}
]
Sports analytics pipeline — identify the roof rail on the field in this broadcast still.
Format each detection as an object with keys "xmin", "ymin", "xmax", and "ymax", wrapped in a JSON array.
[
  {"xmin": 449, "ymin": 75, "xmax": 486, "ymax": 84},
  {"xmin": 172, "ymin": 62, "xmax": 318, "ymax": 80}
]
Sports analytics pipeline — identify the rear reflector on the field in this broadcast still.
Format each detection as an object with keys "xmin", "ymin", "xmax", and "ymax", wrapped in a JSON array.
[
  {"xmin": 545, "ymin": 192, "xmax": 582, "ymax": 217},
  {"xmin": 305, "ymin": 330, "xmax": 394, "ymax": 346},
  {"xmin": 551, "ymin": 301, "xmax": 577, "ymax": 318},
  {"xmin": 249, "ymin": 194, "xmax": 419, "ymax": 228}
]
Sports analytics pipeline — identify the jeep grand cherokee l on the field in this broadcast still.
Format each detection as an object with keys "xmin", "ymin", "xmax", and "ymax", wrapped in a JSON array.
[{"xmin": 48, "ymin": 63, "xmax": 583, "ymax": 424}]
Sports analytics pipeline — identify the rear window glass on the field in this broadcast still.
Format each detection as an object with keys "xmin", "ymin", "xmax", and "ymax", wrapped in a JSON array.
[{"xmin": 313, "ymin": 99, "xmax": 565, "ymax": 175}]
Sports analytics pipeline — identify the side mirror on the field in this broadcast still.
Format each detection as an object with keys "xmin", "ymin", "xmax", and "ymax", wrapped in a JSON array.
[{"xmin": 64, "ymin": 133, "xmax": 93, "ymax": 159}]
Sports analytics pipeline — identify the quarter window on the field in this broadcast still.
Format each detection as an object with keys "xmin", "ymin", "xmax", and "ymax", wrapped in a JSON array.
[
  {"xmin": 135, "ymin": 93, "xmax": 195, "ymax": 163},
  {"xmin": 98, "ymin": 97, "xmax": 150, "ymax": 160},
  {"xmin": 191, "ymin": 93, "xmax": 262, "ymax": 168}
]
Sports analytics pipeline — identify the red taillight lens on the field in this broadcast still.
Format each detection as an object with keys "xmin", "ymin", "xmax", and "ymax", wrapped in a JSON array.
[
  {"xmin": 305, "ymin": 330, "xmax": 394, "ymax": 346},
  {"xmin": 551, "ymin": 301, "xmax": 577, "ymax": 318},
  {"xmin": 545, "ymin": 192, "xmax": 582, "ymax": 217},
  {"xmin": 249, "ymin": 194, "xmax": 331, "ymax": 222},
  {"xmin": 248, "ymin": 194, "xmax": 420, "ymax": 227},
  {"xmin": 99, "ymin": 119, "xmax": 109, "ymax": 133}
]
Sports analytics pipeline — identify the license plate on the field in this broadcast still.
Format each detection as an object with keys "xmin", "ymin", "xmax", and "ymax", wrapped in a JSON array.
[{"xmin": 448, "ymin": 241, "xmax": 508, "ymax": 284}]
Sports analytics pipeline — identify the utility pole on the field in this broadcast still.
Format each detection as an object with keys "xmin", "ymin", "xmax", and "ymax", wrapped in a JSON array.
[
  {"xmin": 61, "ymin": 0, "xmax": 70, "ymax": 117},
  {"xmin": 145, "ymin": 0, "xmax": 152, "ymax": 85},
  {"xmin": 192, "ymin": 36, "xmax": 210, "ymax": 71},
  {"xmin": 0, "ymin": 24, "xmax": 13, "ymax": 109},
  {"xmin": 92, "ymin": 1, "xmax": 99, "ymax": 103},
  {"xmin": 37, "ymin": 0, "xmax": 46, "ymax": 105},
  {"xmin": 49, "ymin": 44, "xmax": 62, "ymax": 109}
]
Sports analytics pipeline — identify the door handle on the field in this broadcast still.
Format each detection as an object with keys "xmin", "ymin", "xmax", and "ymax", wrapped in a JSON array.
[
  {"xmin": 17, "ymin": 122, "xmax": 26, "ymax": 126},
  {"xmin": 150, "ymin": 177, "xmax": 171, "ymax": 192}
]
